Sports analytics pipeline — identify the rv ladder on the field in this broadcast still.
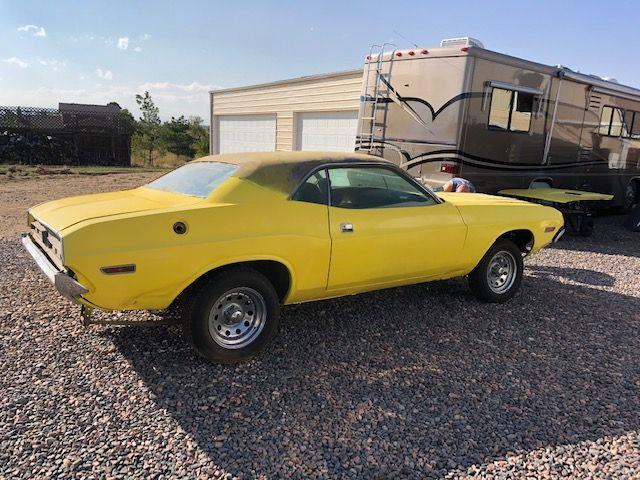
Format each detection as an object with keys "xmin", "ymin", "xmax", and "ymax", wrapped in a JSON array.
[{"xmin": 358, "ymin": 43, "xmax": 396, "ymax": 153}]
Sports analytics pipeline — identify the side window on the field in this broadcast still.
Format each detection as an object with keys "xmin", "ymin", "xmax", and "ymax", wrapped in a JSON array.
[
  {"xmin": 610, "ymin": 108, "xmax": 624, "ymax": 137},
  {"xmin": 328, "ymin": 167, "xmax": 437, "ymax": 209},
  {"xmin": 623, "ymin": 110, "xmax": 634, "ymax": 138},
  {"xmin": 291, "ymin": 169, "xmax": 328, "ymax": 205},
  {"xmin": 488, "ymin": 87, "xmax": 535, "ymax": 133},
  {"xmin": 599, "ymin": 106, "xmax": 613, "ymax": 135},
  {"xmin": 488, "ymin": 88, "xmax": 511, "ymax": 130},
  {"xmin": 622, "ymin": 110, "xmax": 639, "ymax": 139},
  {"xmin": 599, "ymin": 106, "xmax": 625, "ymax": 137},
  {"xmin": 632, "ymin": 112, "xmax": 640, "ymax": 139}
]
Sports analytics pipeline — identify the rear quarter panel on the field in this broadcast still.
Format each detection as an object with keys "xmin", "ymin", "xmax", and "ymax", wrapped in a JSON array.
[{"xmin": 62, "ymin": 188, "xmax": 331, "ymax": 310}]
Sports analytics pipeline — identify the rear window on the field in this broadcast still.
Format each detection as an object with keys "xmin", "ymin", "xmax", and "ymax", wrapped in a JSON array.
[{"xmin": 145, "ymin": 162, "xmax": 238, "ymax": 198}]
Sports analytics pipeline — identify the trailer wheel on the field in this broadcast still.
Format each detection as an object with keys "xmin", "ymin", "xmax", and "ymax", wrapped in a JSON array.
[
  {"xmin": 468, "ymin": 240, "xmax": 523, "ymax": 303},
  {"xmin": 579, "ymin": 216, "xmax": 595, "ymax": 237},
  {"xmin": 622, "ymin": 182, "xmax": 638, "ymax": 213}
]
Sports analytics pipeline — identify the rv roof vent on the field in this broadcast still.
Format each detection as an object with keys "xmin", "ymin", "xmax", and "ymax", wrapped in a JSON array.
[
  {"xmin": 602, "ymin": 77, "xmax": 619, "ymax": 84},
  {"xmin": 440, "ymin": 37, "xmax": 484, "ymax": 49}
]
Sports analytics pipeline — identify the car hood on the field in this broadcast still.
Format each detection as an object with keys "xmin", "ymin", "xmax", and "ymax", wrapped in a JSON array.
[
  {"xmin": 29, "ymin": 187, "xmax": 202, "ymax": 233},
  {"xmin": 436, "ymin": 192, "xmax": 532, "ymax": 206}
]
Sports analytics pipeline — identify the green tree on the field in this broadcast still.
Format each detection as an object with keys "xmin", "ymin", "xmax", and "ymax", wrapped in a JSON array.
[
  {"xmin": 161, "ymin": 116, "xmax": 195, "ymax": 160},
  {"xmin": 118, "ymin": 108, "xmax": 137, "ymax": 164},
  {"xmin": 118, "ymin": 108, "xmax": 137, "ymax": 133},
  {"xmin": 187, "ymin": 116, "xmax": 210, "ymax": 158},
  {"xmin": 134, "ymin": 91, "xmax": 162, "ymax": 166}
]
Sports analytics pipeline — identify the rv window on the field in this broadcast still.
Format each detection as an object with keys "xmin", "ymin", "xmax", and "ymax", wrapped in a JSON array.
[
  {"xmin": 599, "ymin": 107, "xmax": 613, "ymax": 135},
  {"xmin": 623, "ymin": 110, "xmax": 640, "ymax": 139},
  {"xmin": 610, "ymin": 108, "xmax": 624, "ymax": 137},
  {"xmin": 632, "ymin": 112, "xmax": 640, "ymax": 139},
  {"xmin": 599, "ymin": 106, "xmax": 625, "ymax": 137},
  {"xmin": 511, "ymin": 91, "xmax": 534, "ymax": 133},
  {"xmin": 488, "ymin": 87, "xmax": 534, "ymax": 133}
]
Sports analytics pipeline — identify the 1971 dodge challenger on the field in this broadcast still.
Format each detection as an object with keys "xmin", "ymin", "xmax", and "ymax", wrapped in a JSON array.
[{"xmin": 23, "ymin": 152, "xmax": 564, "ymax": 363}]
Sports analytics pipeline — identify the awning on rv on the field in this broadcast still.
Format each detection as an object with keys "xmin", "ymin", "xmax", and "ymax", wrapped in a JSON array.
[{"xmin": 498, "ymin": 188, "xmax": 614, "ymax": 204}]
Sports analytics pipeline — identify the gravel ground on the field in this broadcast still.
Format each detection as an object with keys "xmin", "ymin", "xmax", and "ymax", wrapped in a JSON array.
[{"xmin": 1, "ymin": 174, "xmax": 639, "ymax": 479}]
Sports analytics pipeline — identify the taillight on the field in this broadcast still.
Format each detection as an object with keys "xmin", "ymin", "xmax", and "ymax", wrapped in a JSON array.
[{"xmin": 440, "ymin": 163, "xmax": 460, "ymax": 175}]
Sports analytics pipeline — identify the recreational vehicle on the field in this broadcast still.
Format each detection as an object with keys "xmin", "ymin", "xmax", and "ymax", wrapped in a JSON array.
[{"xmin": 357, "ymin": 38, "xmax": 640, "ymax": 210}]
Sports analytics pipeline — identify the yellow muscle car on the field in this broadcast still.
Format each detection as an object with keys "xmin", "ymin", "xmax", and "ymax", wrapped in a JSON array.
[{"xmin": 22, "ymin": 152, "xmax": 564, "ymax": 363}]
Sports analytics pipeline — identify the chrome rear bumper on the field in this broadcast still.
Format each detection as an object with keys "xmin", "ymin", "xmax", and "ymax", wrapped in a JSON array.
[{"xmin": 21, "ymin": 234, "xmax": 88, "ymax": 302}]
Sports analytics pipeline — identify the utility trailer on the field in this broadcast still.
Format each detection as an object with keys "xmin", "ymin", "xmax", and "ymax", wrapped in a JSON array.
[
  {"xmin": 497, "ymin": 188, "xmax": 613, "ymax": 237},
  {"xmin": 355, "ymin": 38, "xmax": 640, "ymax": 212}
]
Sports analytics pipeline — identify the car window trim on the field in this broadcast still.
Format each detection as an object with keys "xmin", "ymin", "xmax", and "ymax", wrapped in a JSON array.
[{"xmin": 288, "ymin": 161, "xmax": 442, "ymax": 207}]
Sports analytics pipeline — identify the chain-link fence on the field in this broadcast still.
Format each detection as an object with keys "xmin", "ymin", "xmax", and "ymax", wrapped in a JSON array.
[{"xmin": 0, "ymin": 105, "xmax": 133, "ymax": 166}]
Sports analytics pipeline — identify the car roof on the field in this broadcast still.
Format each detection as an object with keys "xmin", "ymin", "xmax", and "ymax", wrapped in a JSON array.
[{"xmin": 194, "ymin": 151, "xmax": 393, "ymax": 195}]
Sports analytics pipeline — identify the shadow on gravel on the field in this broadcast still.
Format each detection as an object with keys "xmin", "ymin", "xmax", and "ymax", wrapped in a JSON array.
[
  {"xmin": 110, "ymin": 272, "xmax": 640, "ymax": 478},
  {"xmin": 549, "ymin": 214, "xmax": 639, "ymax": 258},
  {"xmin": 526, "ymin": 265, "xmax": 616, "ymax": 287}
]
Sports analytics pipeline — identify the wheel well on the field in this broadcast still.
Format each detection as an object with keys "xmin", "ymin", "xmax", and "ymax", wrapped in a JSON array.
[
  {"xmin": 498, "ymin": 229, "xmax": 534, "ymax": 254},
  {"xmin": 171, "ymin": 260, "xmax": 291, "ymax": 308}
]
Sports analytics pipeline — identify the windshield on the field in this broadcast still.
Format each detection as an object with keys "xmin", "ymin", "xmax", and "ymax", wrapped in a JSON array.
[{"xmin": 145, "ymin": 162, "xmax": 238, "ymax": 198}]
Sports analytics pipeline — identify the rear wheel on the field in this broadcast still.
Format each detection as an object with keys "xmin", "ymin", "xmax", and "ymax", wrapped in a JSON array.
[
  {"xmin": 182, "ymin": 268, "xmax": 280, "ymax": 364},
  {"xmin": 468, "ymin": 240, "xmax": 523, "ymax": 303}
]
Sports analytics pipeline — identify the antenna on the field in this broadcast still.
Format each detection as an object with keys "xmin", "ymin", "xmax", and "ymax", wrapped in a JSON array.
[{"xmin": 393, "ymin": 30, "xmax": 418, "ymax": 48}]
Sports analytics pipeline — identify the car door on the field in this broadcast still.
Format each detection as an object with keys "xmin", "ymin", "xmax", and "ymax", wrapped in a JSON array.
[{"xmin": 326, "ymin": 165, "xmax": 467, "ymax": 292}]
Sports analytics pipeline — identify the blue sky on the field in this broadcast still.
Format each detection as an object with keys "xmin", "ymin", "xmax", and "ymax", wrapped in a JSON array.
[{"xmin": 1, "ymin": 0, "xmax": 638, "ymax": 120}]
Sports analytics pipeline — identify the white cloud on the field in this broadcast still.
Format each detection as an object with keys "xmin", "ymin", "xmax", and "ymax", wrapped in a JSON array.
[
  {"xmin": 37, "ymin": 58, "xmax": 67, "ymax": 70},
  {"xmin": 142, "ymin": 33, "xmax": 151, "ymax": 41},
  {"xmin": 3, "ymin": 57, "xmax": 29, "ymax": 68},
  {"xmin": 95, "ymin": 68, "xmax": 113, "ymax": 80},
  {"xmin": 117, "ymin": 37, "xmax": 129, "ymax": 50},
  {"xmin": 17, "ymin": 24, "xmax": 46, "ymax": 37},
  {"xmin": 134, "ymin": 46, "xmax": 142, "ymax": 53},
  {"xmin": 138, "ymin": 81, "xmax": 216, "ymax": 93}
]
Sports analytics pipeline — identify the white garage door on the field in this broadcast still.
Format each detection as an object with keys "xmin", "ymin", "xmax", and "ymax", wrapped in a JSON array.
[
  {"xmin": 218, "ymin": 114, "xmax": 276, "ymax": 153},
  {"xmin": 296, "ymin": 111, "xmax": 358, "ymax": 152}
]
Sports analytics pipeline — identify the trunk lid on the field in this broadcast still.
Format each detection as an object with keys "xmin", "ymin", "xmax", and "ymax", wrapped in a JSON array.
[{"xmin": 29, "ymin": 187, "xmax": 202, "ymax": 232}]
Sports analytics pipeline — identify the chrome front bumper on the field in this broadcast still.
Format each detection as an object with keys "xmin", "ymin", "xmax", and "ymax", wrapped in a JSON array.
[{"xmin": 21, "ymin": 234, "xmax": 88, "ymax": 302}]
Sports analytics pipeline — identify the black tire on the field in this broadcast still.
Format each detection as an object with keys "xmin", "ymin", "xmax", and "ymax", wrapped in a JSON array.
[
  {"xmin": 579, "ymin": 216, "xmax": 595, "ymax": 237},
  {"xmin": 182, "ymin": 267, "xmax": 280, "ymax": 364},
  {"xmin": 468, "ymin": 240, "xmax": 524, "ymax": 303},
  {"xmin": 622, "ymin": 182, "xmax": 638, "ymax": 213}
]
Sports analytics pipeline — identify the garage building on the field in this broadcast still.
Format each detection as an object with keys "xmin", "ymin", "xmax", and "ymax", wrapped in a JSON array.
[{"xmin": 209, "ymin": 69, "xmax": 363, "ymax": 154}]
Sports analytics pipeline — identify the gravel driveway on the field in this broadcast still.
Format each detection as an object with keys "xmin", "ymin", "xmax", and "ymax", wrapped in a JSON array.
[{"xmin": 1, "ymin": 174, "xmax": 639, "ymax": 479}]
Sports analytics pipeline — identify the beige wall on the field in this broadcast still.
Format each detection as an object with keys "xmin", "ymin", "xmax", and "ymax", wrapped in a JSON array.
[{"xmin": 210, "ymin": 69, "xmax": 363, "ymax": 153}]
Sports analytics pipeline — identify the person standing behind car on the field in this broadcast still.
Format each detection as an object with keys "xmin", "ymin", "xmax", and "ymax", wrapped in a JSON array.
[{"xmin": 443, "ymin": 177, "xmax": 476, "ymax": 193}]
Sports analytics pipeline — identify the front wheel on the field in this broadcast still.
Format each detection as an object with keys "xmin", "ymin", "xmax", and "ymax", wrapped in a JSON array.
[
  {"xmin": 182, "ymin": 268, "xmax": 280, "ymax": 364},
  {"xmin": 468, "ymin": 240, "xmax": 524, "ymax": 303}
]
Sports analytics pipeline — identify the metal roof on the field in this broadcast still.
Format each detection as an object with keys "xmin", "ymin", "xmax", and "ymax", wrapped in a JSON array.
[{"xmin": 209, "ymin": 69, "xmax": 362, "ymax": 95}]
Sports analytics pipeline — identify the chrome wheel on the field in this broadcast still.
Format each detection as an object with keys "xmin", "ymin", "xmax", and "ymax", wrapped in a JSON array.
[
  {"xmin": 486, "ymin": 250, "xmax": 517, "ymax": 294},
  {"xmin": 208, "ymin": 287, "xmax": 267, "ymax": 349}
]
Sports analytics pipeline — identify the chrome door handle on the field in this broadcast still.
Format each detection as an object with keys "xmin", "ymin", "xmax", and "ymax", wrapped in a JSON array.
[{"xmin": 340, "ymin": 222, "xmax": 354, "ymax": 233}]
